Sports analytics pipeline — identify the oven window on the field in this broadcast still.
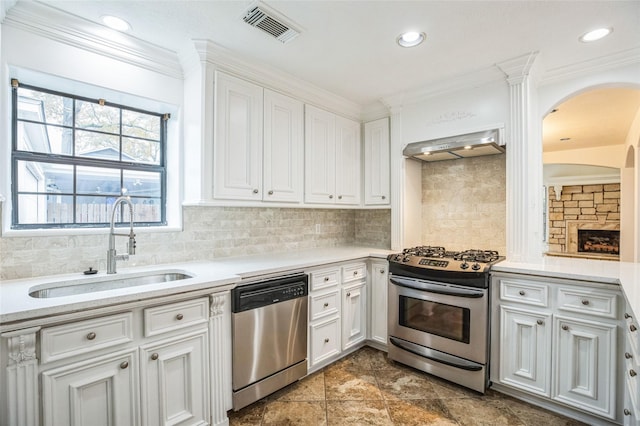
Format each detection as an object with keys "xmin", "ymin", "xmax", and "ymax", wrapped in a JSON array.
[{"xmin": 398, "ymin": 296, "xmax": 470, "ymax": 343}]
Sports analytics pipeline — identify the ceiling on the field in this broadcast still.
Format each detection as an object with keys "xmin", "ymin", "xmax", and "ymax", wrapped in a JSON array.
[{"xmin": 5, "ymin": 1, "xmax": 640, "ymax": 153}]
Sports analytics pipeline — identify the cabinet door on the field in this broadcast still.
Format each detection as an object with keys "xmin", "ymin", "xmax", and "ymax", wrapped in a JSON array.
[
  {"xmin": 304, "ymin": 105, "xmax": 336, "ymax": 204},
  {"xmin": 334, "ymin": 115, "xmax": 361, "ymax": 205},
  {"xmin": 139, "ymin": 330, "xmax": 209, "ymax": 426},
  {"xmin": 554, "ymin": 316, "xmax": 617, "ymax": 419},
  {"xmin": 41, "ymin": 349, "xmax": 139, "ymax": 426},
  {"xmin": 364, "ymin": 118, "xmax": 390, "ymax": 205},
  {"xmin": 499, "ymin": 306, "xmax": 551, "ymax": 397},
  {"xmin": 342, "ymin": 283, "xmax": 367, "ymax": 350},
  {"xmin": 214, "ymin": 72, "xmax": 263, "ymax": 200},
  {"xmin": 369, "ymin": 261, "xmax": 388, "ymax": 346},
  {"xmin": 263, "ymin": 89, "xmax": 304, "ymax": 203}
]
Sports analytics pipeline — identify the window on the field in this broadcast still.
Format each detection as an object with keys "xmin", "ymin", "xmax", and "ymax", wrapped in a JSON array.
[{"xmin": 11, "ymin": 80, "xmax": 168, "ymax": 229}]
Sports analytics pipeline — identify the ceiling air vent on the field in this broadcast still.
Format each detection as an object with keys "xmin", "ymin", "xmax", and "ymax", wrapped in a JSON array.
[{"xmin": 242, "ymin": 3, "xmax": 300, "ymax": 44}]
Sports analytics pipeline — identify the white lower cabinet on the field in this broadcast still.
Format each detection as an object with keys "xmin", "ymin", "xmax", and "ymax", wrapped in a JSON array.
[
  {"xmin": 342, "ymin": 283, "xmax": 366, "ymax": 350},
  {"xmin": 41, "ymin": 349, "xmax": 139, "ymax": 426},
  {"xmin": 492, "ymin": 272, "xmax": 622, "ymax": 423},
  {"xmin": 623, "ymin": 303, "xmax": 640, "ymax": 425},
  {"xmin": 310, "ymin": 316, "xmax": 341, "ymax": 366},
  {"xmin": 368, "ymin": 261, "xmax": 388, "ymax": 347}
]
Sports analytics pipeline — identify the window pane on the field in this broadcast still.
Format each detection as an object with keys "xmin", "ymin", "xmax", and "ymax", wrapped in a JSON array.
[
  {"xmin": 17, "ymin": 87, "xmax": 73, "ymax": 126},
  {"xmin": 122, "ymin": 137, "xmax": 160, "ymax": 164},
  {"xmin": 75, "ymin": 129, "xmax": 120, "ymax": 159},
  {"xmin": 16, "ymin": 161, "xmax": 74, "ymax": 193},
  {"xmin": 76, "ymin": 196, "xmax": 112, "ymax": 223},
  {"xmin": 77, "ymin": 166, "xmax": 121, "ymax": 196},
  {"xmin": 131, "ymin": 197, "xmax": 162, "ymax": 222},
  {"xmin": 123, "ymin": 170, "xmax": 161, "ymax": 197},
  {"xmin": 17, "ymin": 122, "xmax": 73, "ymax": 155},
  {"xmin": 122, "ymin": 110, "xmax": 160, "ymax": 140},
  {"xmin": 17, "ymin": 194, "xmax": 74, "ymax": 225},
  {"xmin": 75, "ymin": 100, "xmax": 120, "ymax": 133}
]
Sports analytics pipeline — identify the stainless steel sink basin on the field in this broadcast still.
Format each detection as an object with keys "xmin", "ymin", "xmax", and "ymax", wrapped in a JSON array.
[{"xmin": 29, "ymin": 272, "xmax": 193, "ymax": 298}]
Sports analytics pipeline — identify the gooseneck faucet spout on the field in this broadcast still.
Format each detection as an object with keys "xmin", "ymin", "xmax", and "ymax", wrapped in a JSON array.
[{"xmin": 107, "ymin": 196, "xmax": 136, "ymax": 274}]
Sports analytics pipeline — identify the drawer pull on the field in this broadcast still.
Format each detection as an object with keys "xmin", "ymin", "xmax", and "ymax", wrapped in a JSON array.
[
  {"xmin": 380, "ymin": 269, "xmax": 385, "ymax": 274},
  {"xmin": 324, "ymin": 338, "xmax": 330, "ymax": 343},
  {"xmin": 151, "ymin": 353, "xmax": 159, "ymax": 361},
  {"xmin": 625, "ymin": 352, "xmax": 633, "ymax": 359},
  {"xmin": 324, "ymin": 277, "xmax": 330, "ymax": 282},
  {"xmin": 120, "ymin": 361, "xmax": 129, "ymax": 369},
  {"xmin": 86, "ymin": 332, "xmax": 97, "ymax": 341},
  {"xmin": 625, "ymin": 313, "xmax": 632, "ymax": 319},
  {"xmin": 518, "ymin": 290, "xmax": 525, "ymax": 296},
  {"xmin": 561, "ymin": 325, "xmax": 569, "ymax": 331},
  {"xmin": 536, "ymin": 320, "xmax": 544, "ymax": 325},
  {"xmin": 624, "ymin": 409, "xmax": 631, "ymax": 416},
  {"xmin": 176, "ymin": 314, "xmax": 184, "ymax": 321},
  {"xmin": 253, "ymin": 189, "xmax": 259, "ymax": 194},
  {"xmin": 353, "ymin": 271, "xmax": 358, "ymax": 275},
  {"xmin": 346, "ymin": 292, "xmax": 351, "ymax": 297},
  {"xmin": 338, "ymin": 195, "xmax": 343, "ymax": 200},
  {"xmin": 329, "ymin": 195, "xmax": 334, "ymax": 199},
  {"xmin": 382, "ymin": 196, "xmax": 386, "ymax": 200},
  {"xmin": 323, "ymin": 302, "xmax": 329, "ymax": 308},
  {"xmin": 268, "ymin": 190, "xmax": 274, "ymax": 195},
  {"xmin": 630, "ymin": 369, "xmax": 637, "ymax": 377},
  {"xmin": 631, "ymin": 324, "xmax": 638, "ymax": 332},
  {"xmin": 581, "ymin": 299, "xmax": 590, "ymax": 305}
]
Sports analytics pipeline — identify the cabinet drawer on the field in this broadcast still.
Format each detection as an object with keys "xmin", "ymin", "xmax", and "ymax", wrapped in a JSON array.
[
  {"xmin": 310, "ymin": 290, "xmax": 340, "ymax": 321},
  {"xmin": 557, "ymin": 287, "xmax": 618, "ymax": 319},
  {"xmin": 310, "ymin": 316, "xmax": 341, "ymax": 366},
  {"xmin": 499, "ymin": 279, "xmax": 549, "ymax": 307},
  {"xmin": 310, "ymin": 268, "xmax": 340, "ymax": 291},
  {"xmin": 41, "ymin": 312, "xmax": 133, "ymax": 363},
  {"xmin": 144, "ymin": 297, "xmax": 209, "ymax": 337},
  {"xmin": 342, "ymin": 263, "xmax": 366, "ymax": 283}
]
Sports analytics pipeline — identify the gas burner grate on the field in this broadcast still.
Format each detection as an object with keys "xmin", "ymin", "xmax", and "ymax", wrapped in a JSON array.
[
  {"xmin": 453, "ymin": 250, "xmax": 500, "ymax": 263},
  {"xmin": 403, "ymin": 246, "xmax": 447, "ymax": 258}
]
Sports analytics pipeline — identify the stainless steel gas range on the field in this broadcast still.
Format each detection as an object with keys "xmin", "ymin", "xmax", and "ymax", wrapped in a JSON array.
[{"xmin": 387, "ymin": 246, "xmax": 504, "ymax": 393}]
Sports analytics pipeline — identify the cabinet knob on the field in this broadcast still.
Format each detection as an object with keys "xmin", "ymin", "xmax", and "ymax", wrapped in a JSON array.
[
  {"xmin": 518, "ymin": 290, "xmax": 525, "ymax": 296},
  {"xmin": 536, "ymin": 320, "xmax": 544, "ymax": 325},
  {"xmin": 268, "ymin": 190, "xmax": 274, "ymax": 195},
  {"xmin": 624, "ymin": 409, "xmax": 631, "ymax": 416},
  {"xmin": 151, "ymin": 353, "xmax": 159, "ymax": 361},
  {"xmin": 353, "ymin": 271, "xmax": 358, "ymax": 275},
  {"xmin": 380, "ymin": 269, "xmax": 385, "ymax": 274},
  {"xmin": 338, "ymin": 195, "xmax": 343, "ymax": 200},
  {"xmin": 382, "ymin": 196, "xmax": 386, "ymax": 200},
  {"xmin": 630, "ymin": 369, "xmax": 637, "ymax": 377},
  {"xmin": 346, "ymin": 292, "xmax": 351, "ymax": 297},
  {"xmin": 176, "ymin": 313, "xmax": 184, "ymax": 321},
  {"xmin": 324, "ymin": 338, "xmax": 330, "ymax": 343},
  {"xmin": 581, "ymin": 299, "xmax": 590, "ymax": 305},
  {"xmin": 625, "ymin": 313, "xmax": 632, "ymax": 319},
  {"xmin": 631, "ymin": 324, "xmax": 638, "ymax": 332},
  {"xmin": 86, "ymin": 332, "xmax": 97, "ymax": 341},
  {"xmin": 625, "ymin": 352, "xmax": 633, "ymax": 359},
  {"xmin": 324, "ymin": 277, "xmax": 330, "ymax": 282},
  {"xmin": 329, "ymin": 195, "xmax": 334, "ymax": 199},
  {"xmin": 561, "ymin": 325, "xmax": 569, "ymax": 331},
  {"xmin": 253, "ymin": 189, "xmax": 259, "ymax": 194},
  {"xmin": 120, "ymin": 361, "xmax": 129, "ymax": 369},
  {"xmin": 323, "ymin": 302, "xmax": 329, "ymax": 308}
]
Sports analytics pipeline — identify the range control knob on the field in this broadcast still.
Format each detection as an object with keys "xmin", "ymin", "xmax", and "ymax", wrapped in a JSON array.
[
  {"xmin": 460, "ymin": 262, "xmax": 469, "ymax": 270},
  {"xmin": 402, "ymin": 256, "xmax": 411, "ymax": 263},
  {"xmin": 471, "ymin": 263, "xmax": 481, "ymax": 271}
]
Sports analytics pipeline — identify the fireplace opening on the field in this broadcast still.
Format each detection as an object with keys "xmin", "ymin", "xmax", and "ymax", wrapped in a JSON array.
[{"xmin": 578, "ymin": 229, "xmax": 620, "ymax": 255}]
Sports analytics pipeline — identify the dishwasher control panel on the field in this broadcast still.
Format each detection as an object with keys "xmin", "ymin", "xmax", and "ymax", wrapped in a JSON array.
[{"xmin": 232, "ymin": 274, "xmax": 309, "ymax": 313}]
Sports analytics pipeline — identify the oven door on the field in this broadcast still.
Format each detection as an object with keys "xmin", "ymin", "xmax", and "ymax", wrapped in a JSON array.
[{"xmin": 388, "ymin": 275, "xmax": 488, "ymax": 364}]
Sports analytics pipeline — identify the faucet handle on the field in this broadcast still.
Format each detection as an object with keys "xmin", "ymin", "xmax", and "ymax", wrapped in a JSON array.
[{"xmin": 128, "ymin": 236, "xmax": 136, "ymax": 255}]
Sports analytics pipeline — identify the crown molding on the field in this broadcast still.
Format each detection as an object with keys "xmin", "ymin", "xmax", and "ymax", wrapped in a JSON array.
[
  {"xmin": 540, "ymin": 47, "xmax": 640, "ymax": 87},
  {"xmin": 190, "ymin": 39, "xmax": 362, "ymax": 121},
  {"xmin": 1, "ymin": 0, "xmax": 17, "ymax": 22},
  {"xmin": 497, "ymin": 51, "xmax": 539, "ymax": 85},
  {"xmin": 3, "ymin": 1, "xmax": 183, "ymax": 79}
]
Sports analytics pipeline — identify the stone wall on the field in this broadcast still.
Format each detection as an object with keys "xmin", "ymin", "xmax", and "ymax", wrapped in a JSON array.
[
  {"xmin": 0, "ymin": 206, "xmax": 391, "ymax": 280},
  {"xmin": 547, "ymin": 183, "xmax": 620, "ymax": 253}
]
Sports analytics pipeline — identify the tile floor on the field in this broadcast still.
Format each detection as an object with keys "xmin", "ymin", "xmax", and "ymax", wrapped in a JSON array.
[{"xmin": 228, "ymin": 346, "xmax": 587, "ymax": 425}]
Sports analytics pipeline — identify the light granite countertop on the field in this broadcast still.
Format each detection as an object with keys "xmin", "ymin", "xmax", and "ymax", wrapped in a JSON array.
[
  {"xmin": 492, "ymin": 256, "xmax": 640, "ymax": 320},
  {"xmin": 0, "ymin": 246, "xmax": 392, "ymax": 327}
]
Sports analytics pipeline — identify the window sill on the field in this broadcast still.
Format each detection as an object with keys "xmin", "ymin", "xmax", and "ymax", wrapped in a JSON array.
[{"xmin": 2, "ymin": 225, "xmax": 182, "ymax": 238}]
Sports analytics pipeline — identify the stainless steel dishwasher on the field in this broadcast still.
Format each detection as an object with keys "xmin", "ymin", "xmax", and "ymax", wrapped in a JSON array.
[{"xmin": 231, "ymin": 274, "xmax": 308, "ymax": 410}]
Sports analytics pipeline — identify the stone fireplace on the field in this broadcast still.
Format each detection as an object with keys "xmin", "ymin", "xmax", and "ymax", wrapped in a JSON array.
[{"xmin": 547, "ymin": 183, "xmax": 620, "ymax": 259}]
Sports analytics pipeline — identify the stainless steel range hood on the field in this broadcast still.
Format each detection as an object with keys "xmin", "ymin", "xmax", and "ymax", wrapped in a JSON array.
[{"xmin": 403, "ymin": 128, "xmax": 505, "ymax": 162}]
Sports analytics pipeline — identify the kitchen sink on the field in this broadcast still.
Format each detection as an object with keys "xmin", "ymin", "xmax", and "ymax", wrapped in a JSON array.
[{"xmin": 29, "ymin": 272, "xmax": 193, "ymax": 298}]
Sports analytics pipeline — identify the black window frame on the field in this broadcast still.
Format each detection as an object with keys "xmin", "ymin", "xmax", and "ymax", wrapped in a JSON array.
[{"xmin": 11, "ymin": 80, "xmax": 168, "ymax": 229}]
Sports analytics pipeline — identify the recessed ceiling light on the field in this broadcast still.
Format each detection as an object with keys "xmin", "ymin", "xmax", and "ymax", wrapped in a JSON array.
[
  {"xmin": 101, "ymin": 15, "xmax": 131, "ymax": 32},
  {"xmin": 397, "ymin": 31, "xmax": 426, "ymax": 48},
  {"xmin": 579, "ymin": 27, "xmax": 612, "ymax": 43}
]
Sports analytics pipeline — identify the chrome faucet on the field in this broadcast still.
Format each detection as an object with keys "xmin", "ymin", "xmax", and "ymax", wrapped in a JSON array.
[{"xmin": 107, "ymin": 196, "xmax": 136, "ymax": 274}]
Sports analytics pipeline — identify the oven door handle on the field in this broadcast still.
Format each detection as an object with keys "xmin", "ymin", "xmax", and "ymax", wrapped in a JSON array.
[
  {"xmin": 389, "ymin": 277, "xmax": 485, "ymax": 298},
  {"xmin": 389, "ymin": 337, "xmax": 483, "ymax": 371}
]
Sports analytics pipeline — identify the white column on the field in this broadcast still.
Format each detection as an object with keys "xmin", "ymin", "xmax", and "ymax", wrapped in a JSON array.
[
  {"xmin": 209, "ymin": 291, "xmax": 231, "ymax": 426},
  {"xmin": 2, "ymin": 327, "xmax": 40, "ymax": 426},
  {"xmin": 498, "ymin": 52, "xmax": 543, "ymax": 262},
  {"xmin": 389, "ymin": 106, "xmax": 404, "ymax": 250}
]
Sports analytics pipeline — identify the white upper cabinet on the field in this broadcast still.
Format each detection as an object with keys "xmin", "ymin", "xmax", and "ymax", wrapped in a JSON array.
[
  {"xmin": 305, "ymin": 105, "xmax": 361, "ymax": 205},
  {"xmin": 214, "ymin": 72, "xmax": 264, "ymax": 200},
  {"xmin": 364, "ymin": 117, "xmax": 390, "ymax": 205},
  {"xmin": 263, "ymin": 89, "xmax": 304, "ymax": 203}
]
